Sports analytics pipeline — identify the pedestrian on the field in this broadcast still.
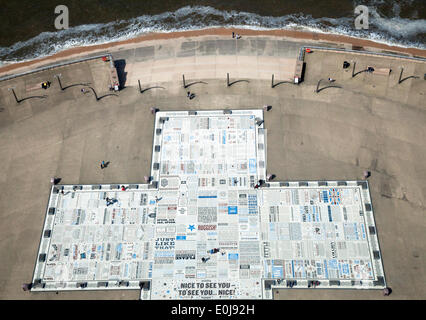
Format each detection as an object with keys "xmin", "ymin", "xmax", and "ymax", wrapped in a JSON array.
[
  {"xmin": 236, "ymin": 34, "xmax": 241, "ymax": 39},
  {"xmin": 81, "ymin": 88, "xmax": 86, "ymax": 93},
  {"xmin": 232, "ymin": 32, "xmax": 235, "ymax": 38},
  {"xmin": 100, "ymin": 161, "xmax": 105, "ymax": 169},
  {"xmin": 121, "ymin": 185, "xmax": 126, "ymax": 191},
  {"xmin": 383, "ymin": 287, "xmax": 392, "ymax": 296},
  {"xmin": 187, "ymin": 91, "xmax": 191, "ymax": 98}
]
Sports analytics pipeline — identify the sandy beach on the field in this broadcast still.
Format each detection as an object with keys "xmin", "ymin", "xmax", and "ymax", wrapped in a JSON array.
[{"xmin": 1, "ymin": 27, "xmax": 425, "ymax": 78}]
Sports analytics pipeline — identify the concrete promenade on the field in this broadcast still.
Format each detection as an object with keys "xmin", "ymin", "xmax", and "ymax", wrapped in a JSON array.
[{"xmin": 0, "ymin": 35, "xmax": 425, "ymax": 300}]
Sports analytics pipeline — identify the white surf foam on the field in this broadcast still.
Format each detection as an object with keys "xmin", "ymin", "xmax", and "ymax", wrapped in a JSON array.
[{"xmin": 0, "ymin": 5, "xmax": 424, "ymax": 63}]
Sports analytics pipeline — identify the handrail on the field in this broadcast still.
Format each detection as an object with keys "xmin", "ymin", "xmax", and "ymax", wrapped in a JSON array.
[{"xmin": 0, "ymin": 53, "xmax": 114, "ymax": 82}]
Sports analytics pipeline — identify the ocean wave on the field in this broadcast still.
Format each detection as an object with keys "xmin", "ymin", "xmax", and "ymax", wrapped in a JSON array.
[{"xmin": 0, "ymin": 5, "xmax": 425, "ymax": 63}]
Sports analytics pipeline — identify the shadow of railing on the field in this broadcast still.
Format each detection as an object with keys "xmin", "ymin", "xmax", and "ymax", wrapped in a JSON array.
[
  {"xmin": 271, "ymin": 74, "xmax": 293, "ymax": 88},
  {"xmin": 182, "ymin": 75, "xmax": 208, "ymax": 88},
  {"xmin": 227, "ymin": 73, "xmax": 249, "ymax": 87},
  {"xmin": 185, "ymin": 81, "xmax": 208, "ymax": 88},
  {"xmin": 9, "ymin": 88, "xmax": 47, "ymax": 104},
  {"xmin": 56, "ymin": 75, "xmax": 90, "ymax": 91},
  {"xmin": 140, "ymin": 86, "xmax": 166, "ymax": 93},
  {"xmin": 398, "ymin": 68, "xmax": 419, "ymax": 84},
  {"xmin": 351, "ymin": 62, "xmax": 371, "ymax": 78},
  {"xmin": 272, "ymin": 81, "xmax": 293, "ymax": 88},
  {"xmin": 316, "ymin": 85, "xmax": 342, "ymax": 93},
  {"xmin": 85, "ymin": 86, "xmax": 118, "ymax": 101},
  {"xmin": 228, "ymin": 80, "xmax": 250, "ymax": 86},
  {"xmin": 138, "ymin": 80, "xmax": 166, "ymax": 93},
  {"xmin": 63, "ymin": 83, "xmax": 91, "ymax": 90},
  {"xmin": 315, "ymin": 79, "xmax": 342, "ymax": 93}
]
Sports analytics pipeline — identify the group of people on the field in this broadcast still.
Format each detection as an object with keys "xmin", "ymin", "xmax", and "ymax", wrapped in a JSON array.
[
  {"xmin": 105, "ymin": 197, "xmax": 117, "ymax": 206},
  {"xmin": 41, "ymin": 81, "xmax": 51, "ymax": 89},
  {"xmin": 187, "ymin": 91, "xmax": 196, "ymax": 100},
  {"xmin": 254, "ymin": 179, "xmax": 264, "ymax": 189},
  {"xmin": 232, "ymin": 32, "xmax": 242, "ymax": 39}
]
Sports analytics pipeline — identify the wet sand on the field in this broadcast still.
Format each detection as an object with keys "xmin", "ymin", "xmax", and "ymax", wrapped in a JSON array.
[{"xmin": 1, "ymin": 27, "xmax": 425, "ymax": 77}]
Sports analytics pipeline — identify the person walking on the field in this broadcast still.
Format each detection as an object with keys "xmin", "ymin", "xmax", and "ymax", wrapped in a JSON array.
[
  {"xmin": 383, "ymin": 287, "xmax": 392, "ymax": 296},
  {"xmin": 22, "ymin": 283, "xmax": 32, "ymax": 291}
]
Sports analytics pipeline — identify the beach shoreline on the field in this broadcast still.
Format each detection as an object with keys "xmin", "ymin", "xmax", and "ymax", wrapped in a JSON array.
[{"xmin": 1, "ymin": 27, "xmax": 425, "ymax": 77}]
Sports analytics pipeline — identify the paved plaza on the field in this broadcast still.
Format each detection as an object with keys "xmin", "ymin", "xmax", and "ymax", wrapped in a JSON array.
[
  {"xmin": 32, "ymin": 110, "xmax": 385, "ymax": 299},
  {"xmin": 0, "ymin": 35, "xmax": 425, "ymax": 300}
]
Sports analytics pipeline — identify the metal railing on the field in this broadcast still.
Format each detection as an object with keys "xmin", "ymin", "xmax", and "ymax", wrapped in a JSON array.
[{"xmin": 0, "ymin": 53, "xmax": 114, "ymax": 82}]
